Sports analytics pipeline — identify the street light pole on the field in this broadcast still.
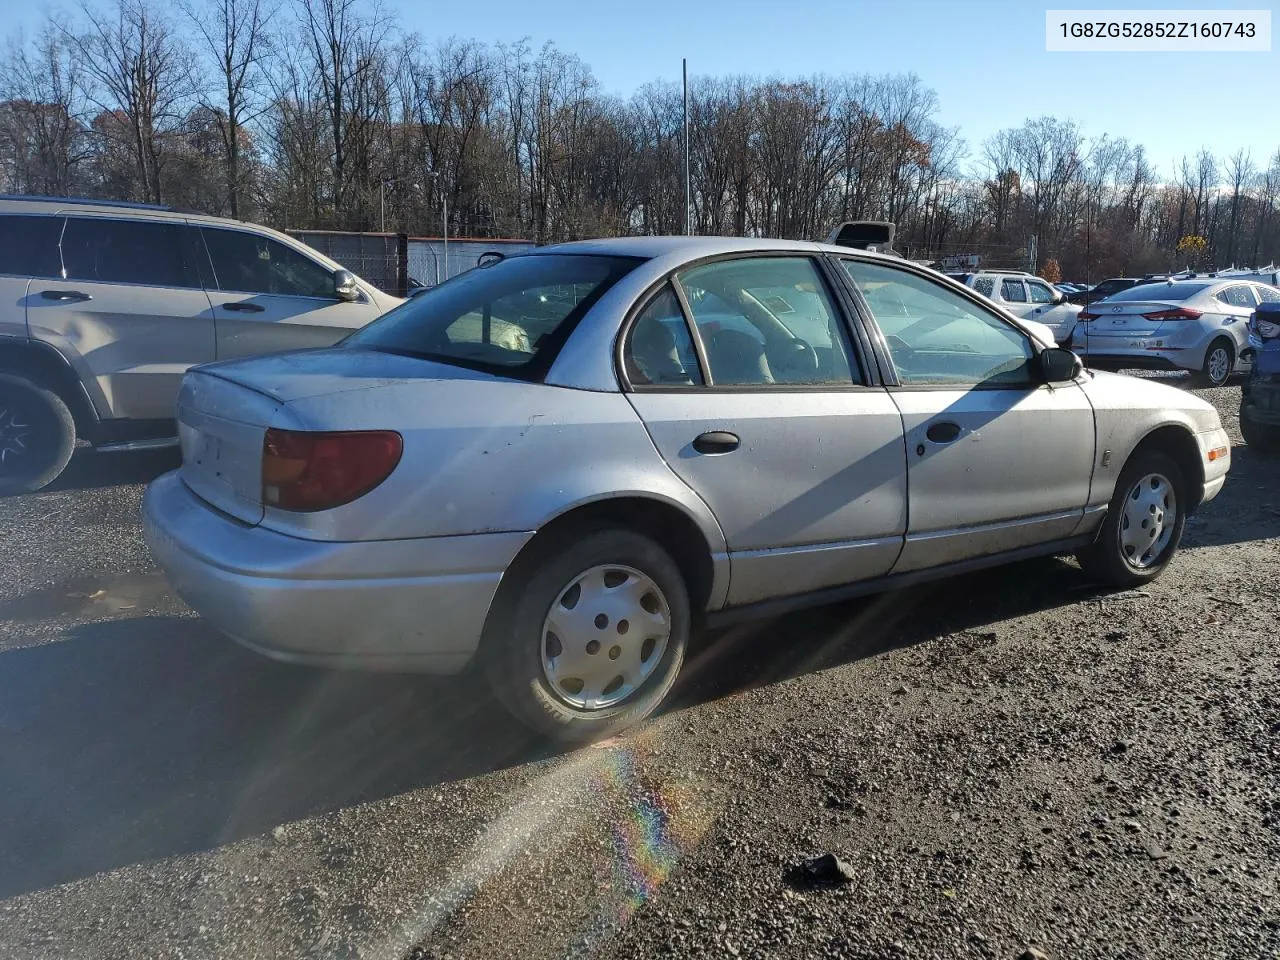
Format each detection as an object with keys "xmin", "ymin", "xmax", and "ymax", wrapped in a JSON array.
[
  {"xmin": 380, "ymin": 180, "xmax": 386, "ymax": 233},
  {"xmin": 442, "ymin": 191, "xmax": 449, "ymax": 281}
]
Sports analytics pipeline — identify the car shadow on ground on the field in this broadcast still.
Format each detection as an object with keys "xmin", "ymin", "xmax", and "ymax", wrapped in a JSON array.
[
  {"xmin": 0, "ymin": 554, "xmax": 1103, "ymax": 900},
  {"xmin": 39, "ymin": 447, "xmax": 181, "ymax": 493}
]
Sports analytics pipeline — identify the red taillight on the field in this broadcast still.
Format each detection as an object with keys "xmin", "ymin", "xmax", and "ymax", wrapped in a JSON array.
[
  {"xmin": 262, "ymin": 428, "xmax": 403, "ymax": 512},
  {"xmin": 1078, "ymin": 310, "xmax": 1100, "ymax": 321},
  {"xmin": 1140, "ymin": 308, "xmax": 1202, "ymax": 321}
]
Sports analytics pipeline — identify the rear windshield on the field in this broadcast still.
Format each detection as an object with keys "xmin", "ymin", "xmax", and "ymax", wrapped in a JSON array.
[
  {"xmin": 1102, "ymin": 282, "xmax": 1212, "ymax": 302},
  {"xmin": 344, "ymin": 253, "xmax": 641, "ymax": 376}
]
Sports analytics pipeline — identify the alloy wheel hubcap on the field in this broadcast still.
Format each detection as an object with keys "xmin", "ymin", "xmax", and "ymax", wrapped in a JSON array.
[
  {"xmin": 539, "ymin": 564, "xmax": 671, "ymax": 710},
  {"xmin": 1118, "ymin": 472, "xmax": 1177, "ymax": 569},
  {"xmin": 0, "ymin": 408, "xmax": 32, "ymax": 465},
  {"xmin": 1208, "ymin": 348, "xmax": 1230, "ymax": 383}
]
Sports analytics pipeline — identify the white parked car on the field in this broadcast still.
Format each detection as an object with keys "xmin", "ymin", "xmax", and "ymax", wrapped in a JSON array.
[
  {"xmin": 1071, "ymin": 277, "xmax": 1280, "ymax": 387},
  {"xmin": 144, "ymin": 236, "xmax": 1232, "ymax": 742},
  {"xmin": 956, "ymin": 271, "xmax": 1083, "ymax": 345},
  {"xmin": 0, "ymin": 196, "xmax": 400, "ymax": 493}
]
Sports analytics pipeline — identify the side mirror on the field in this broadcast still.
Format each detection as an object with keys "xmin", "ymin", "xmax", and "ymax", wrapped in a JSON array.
[
  {"xmin": 1052, "ymin": 292, "xmax": 1066, "ymax": 304},
  {"xmin": 1039, "ymin": 346, "xmax": 1082, "ymax": 383},
  {"xmin": 333, "ymin": 269, "xmax": 360, "ymax": 302},
  {"xmin": 477, "ymin": 251, "xmax": 505, "ymax": 267}
]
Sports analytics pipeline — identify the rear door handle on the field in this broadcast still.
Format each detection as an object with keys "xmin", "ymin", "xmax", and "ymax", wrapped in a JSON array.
[
  {"xmin": 692, "ymin": 431, "xmax": 740, "ymax": 455},
  {"xmin": 222, "ymin": 302, "xmax": 265, "ymax": 313},
  {"xmin": 925, "ymin": 421, "xmax": 962, "ymax": 444},
  {"xmin": 40, "ymin": 289, "xmax": 91, "ymax": 303}
]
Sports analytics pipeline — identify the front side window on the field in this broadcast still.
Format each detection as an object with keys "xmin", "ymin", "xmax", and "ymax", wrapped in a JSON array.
[
  {"xmin": 0, "ymin": 215, "xmax": 63, "ymax": 279},
  {"xmin": 1028, "ymin": 280, "xmax": 1055, "ymax": 303},
  {"xmin": 842, "ymin": 259, "xmax": 1035, "ymax": 387},
  {"xmin": 624, "ymin": 285, "xmax": 703, "ymax": 386},
  {"xmin": 1001, "ymin": 278, "xmax": 1028, "ymax": 302},
  {"xmin": 201, "ymin": 227, "xmax": 336, "ymax": 298},
  {"xmin": 675, "ymin": 257, "xmax": 858, "ymax": 386},
  {"xmin": 61, "ymin": 217, "xmax": 197, "ymax": 288},
  {"xmin": 345, "ymin": 253, "xmax": 640, "ymax": 375},
  {"xmin": 973, "ymin": 277, "xmax": 995, "ymax": 297}
]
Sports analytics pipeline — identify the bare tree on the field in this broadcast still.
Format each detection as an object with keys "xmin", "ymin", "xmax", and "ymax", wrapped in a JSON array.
[
  {"xmin": 0, "ymin": 26, "xmax": 92, "ymax": 195},
  {"xmin": 66, "ymin": 0, "xmax": 190, "ymax": 204},
  {"xmin": 180, "ymin": 0, "xmax": 274, "ymax": 217}
]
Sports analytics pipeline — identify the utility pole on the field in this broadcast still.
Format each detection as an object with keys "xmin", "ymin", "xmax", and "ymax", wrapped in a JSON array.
[
  {"xmin": 1028, "ymin": 234, "xmax": 1038, "ymax": 274},
  {"xmin": 683, "ymin": 58, "xmax": 691, "ymax": 236}
]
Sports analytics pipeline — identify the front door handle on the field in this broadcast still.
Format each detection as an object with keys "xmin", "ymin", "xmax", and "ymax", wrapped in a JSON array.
[
  {"xmin": 222, "ymin": 302, "xmax": 265, "ymax": 313},
  {"xmin": 925, "ymin": 421, "xmax": 962, "ymax": 444},
  {"xmin": 692, "ymin": 431, "xmax": 740, "ymax": 455},
  {"xmin": 40, "ymin": 289, "xmax": 92, "ymax": 303}
]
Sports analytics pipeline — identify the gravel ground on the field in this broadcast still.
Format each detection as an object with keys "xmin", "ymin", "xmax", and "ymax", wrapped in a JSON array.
[{"xmin": 0, "ymin": 378, "xmax": 1276, "ymax": 960}]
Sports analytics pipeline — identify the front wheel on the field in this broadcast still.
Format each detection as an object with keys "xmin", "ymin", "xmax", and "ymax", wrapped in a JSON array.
[
  {"xmin": 1077, "ymin": 449, "xmax": 1187, "ymax": 588},
  {"xmin": 0, "ymin": 374, "xmax": 77, "ymax": 496},
  {"xmin": 1195, "ymin": 339, "xmax": 1235, "ymax": 388},
  {"xmin": 482, "ymin": 527, "xmax": 690, "ymax": 742}
]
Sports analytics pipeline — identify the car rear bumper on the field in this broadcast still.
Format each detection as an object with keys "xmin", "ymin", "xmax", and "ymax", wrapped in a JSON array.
[{"xmin": 142, "ymin": 471, "xmax": 533, "ymax": 672}]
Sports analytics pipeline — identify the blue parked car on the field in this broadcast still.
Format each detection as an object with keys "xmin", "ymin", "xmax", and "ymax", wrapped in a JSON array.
[{"xmin": 1241, "ymin": 300, "xmax": 1280, "ymax": 453}]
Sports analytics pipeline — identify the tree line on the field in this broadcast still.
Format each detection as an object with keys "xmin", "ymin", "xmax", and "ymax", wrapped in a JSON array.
[{"xmin": 3, "ymin": 0, "xmax": 1279, "ymax": 281}]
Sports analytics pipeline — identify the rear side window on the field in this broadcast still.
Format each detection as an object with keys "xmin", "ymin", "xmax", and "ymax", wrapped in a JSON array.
[
  {"xmin": 201, "ymin": 227, "xmax": 336, "ymax": 298},
  {"xmin": 1256, "ymin": 286, "xmax": 1280, "ymax": 303},
  {"xmin": 1216, "ymin": 285, "xmax": 1257, "ymax": 308},
  {"xmin": 624, "ymin": 285, "xmax": 703, "ymax": 386},
  {"xmin": 1001, "ymin": 279, "xmax": 1027, "ymax": 302},
  {"xmin": 61, "ymin": 217, "xmax": 198, "ymax": 288},
  {"xmin": 0, "ymin": 215, "xmax": 63, "ymax": 278},
  {"xmin": 972, "ymin": 277, "xmax": 994, "ymax": 297}
]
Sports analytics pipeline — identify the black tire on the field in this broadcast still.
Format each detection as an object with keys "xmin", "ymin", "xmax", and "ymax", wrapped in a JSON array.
[
  {"xmin": 482, "ymin": 527, "xmax": 690, "ymax": 743},
  {"xmin": 0, "ymin": 374, "xmax": 76, "ymax": 496},
  {"xmin": 1077, "ymin": 449, "xmax": 1187, "ymax": 588},
  {"xmin": 1240, "ymin": 403, "xmax": 1280, "ymax": 453},
  {"xmin": 1194, "ymin": 338, "xmax": 1235, "ymax": 388}
]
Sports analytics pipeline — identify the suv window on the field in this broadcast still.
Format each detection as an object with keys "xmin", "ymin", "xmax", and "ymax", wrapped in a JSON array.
[
  {"xmin": 61, "ymin": 217, "xmax": 198, "ymax": 288},
  {"xmin": 842, "ymin": 259, "xmax": 1035, "ymax": 387},
  {"xmin": 0, "ymin": 215, "xmax": 64, "ymax": 279},
  {"xmin": 1256, "ymin": 285, "xmax": 1280, "ymax": 303},
  {"xmin": 676, "ymin": 257, "xmax": 858, "ymax": 387},
  {"xmin": 624, "ymin": 285, "xmax": 703, "ymax": 386},
  {"xmin": 1000, "ymin": 278, "xmax": 1027, "ymax": 302},
  {"xmin": 201, "ymin": 227, "xmax": 337, "ymax": 298},
  {"xmin": 1027, "ymin": 280, "xmax": 1055, "ymax": 303},
  {"xmin": 972, "ymin": 277, "xmax": 995, "ymax": 297},
  {"xmin": 1217, "ymin": 285, "xmax": 1257, "ymax": 308}
]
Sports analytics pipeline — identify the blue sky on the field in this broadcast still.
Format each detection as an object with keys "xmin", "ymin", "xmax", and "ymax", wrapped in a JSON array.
[
  {"xmin": 12, "ymin": 0, "xmax": 1276, "ymax": 178},
  {"xmin": 385, "ymin": 0, "xmax": 1276, "ymax": 177}
]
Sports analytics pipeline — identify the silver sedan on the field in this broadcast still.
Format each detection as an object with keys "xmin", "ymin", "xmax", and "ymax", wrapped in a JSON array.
[
  {"xmin": 143, "ymin": 237, "xmax": 1232, "ymax": 741},
  {"xmin": 1071, "ymin": 277, "xmax": 1280, "ymax": 386}
]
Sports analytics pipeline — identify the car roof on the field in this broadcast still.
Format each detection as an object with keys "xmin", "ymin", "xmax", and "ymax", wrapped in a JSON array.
[
  {"xmin": 0, "ymin": 194, "xmax": 275, "ymax": 231},
  {"xmin": 533, "ymin": 235, "xmax": 886, "ymax": 260}
]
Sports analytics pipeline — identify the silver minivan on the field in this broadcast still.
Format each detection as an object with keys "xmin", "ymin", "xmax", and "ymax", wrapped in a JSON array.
[{"xmin": 0, "ymin": 196, "xmax": 399, "ymax": 493}]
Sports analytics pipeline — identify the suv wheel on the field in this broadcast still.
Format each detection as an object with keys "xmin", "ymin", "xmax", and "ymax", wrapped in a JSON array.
[
  {"xmin": 1077, "ymin": 449, "xmax": 1186, "ymax": 587},
  {"xmin": 483, "ymin": 527, "xmax": 690, "ymax": 742},
  {"xmin": 1195, "ymin": 338, "xmax": 1234, "ymax": 388},
  {"xmin": 0, "ymin": 374, "xmax": 77, "ymax": 495}
]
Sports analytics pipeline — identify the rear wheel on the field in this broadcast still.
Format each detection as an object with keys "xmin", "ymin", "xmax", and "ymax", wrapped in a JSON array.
[
  {"xmin": 1195, "ymin": 338, "xmax": 1235, "ymax": 388},
  {"xmin": 0, "ymin": 374, "xmax": 76, "ymax": 495},
  {"xmin": 1077, "ymin": 449, "xmax": 1186, "ymax": 588},
  {"xmin": 1240, "ymin": 401, "xmax": 1280, "ymax": 453},
  {"xmin": 482, "ymin": 527, "xmax": 690, "ymax": 742}
]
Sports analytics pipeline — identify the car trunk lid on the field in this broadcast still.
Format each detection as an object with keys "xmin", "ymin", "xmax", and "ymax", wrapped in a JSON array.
[
  {"xmin": 176, "ymin": 348, "xmax": 506, "ymax": 525},
  {"xmin": 1081, "ymin": 300, "xmax": 1189, "ymax": 338}
]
